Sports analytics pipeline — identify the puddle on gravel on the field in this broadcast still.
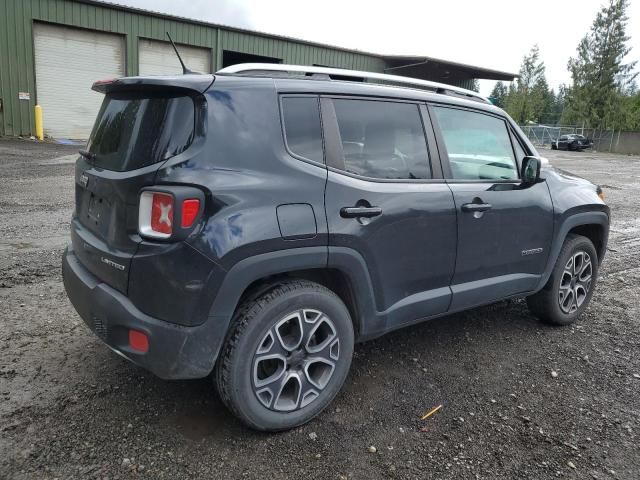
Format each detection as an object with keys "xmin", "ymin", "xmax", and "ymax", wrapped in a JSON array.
[
  {"xmin": 37, "ymin": 154, "xmax": 78, "ymax": 166},
  {"xmin": 0, "ymin": 235, "xmax": 68, "ymax": 252},
  {"xmin": 6, "ymin": 242, "xmax": 33, "ymax": 249}
]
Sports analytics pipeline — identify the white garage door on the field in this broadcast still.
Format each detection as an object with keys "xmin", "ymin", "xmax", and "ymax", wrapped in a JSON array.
[
  {"xmin": 34, "ymin": 23, "xmax": 125, "ymax": 139},
  {"xmin": 139, "ymin": 39, "xmax": 211, "ymax": 76}
]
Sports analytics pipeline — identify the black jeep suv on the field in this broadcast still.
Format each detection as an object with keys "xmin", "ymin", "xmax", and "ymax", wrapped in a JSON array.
[
  {"xmin": 63, "ymin": 64, "xmax": 609, "ymax": 431},
  {"xmin": 552, "ymin": 134, "xmax": 593, "ymax": 151}
]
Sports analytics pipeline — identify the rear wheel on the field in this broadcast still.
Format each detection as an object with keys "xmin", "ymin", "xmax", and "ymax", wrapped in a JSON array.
[
  {"xmin": 551, "ymin": 142, "xmax": 557, "ymax": 150},
  {"xmin": 527, "ymin": 234, "xmax": 598, "ymax": 325},
  {"xmin": 216, "ymin": 280, "xmax": 354, "ymax": 431}
]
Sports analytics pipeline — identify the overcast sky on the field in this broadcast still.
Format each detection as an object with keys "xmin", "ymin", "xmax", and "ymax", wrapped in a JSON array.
[{"xmin": 112, "ymin": 0, "xmax": 640, "ymax": 95}]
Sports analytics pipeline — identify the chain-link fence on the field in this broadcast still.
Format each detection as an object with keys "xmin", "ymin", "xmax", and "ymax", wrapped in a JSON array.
[
  {"xmin": 519, "ymin": 125, "xmax": 640, "ymax": 154},
  {"xmin": 519, "ymin": 125, "xmax": 616, "ymax": 150}
]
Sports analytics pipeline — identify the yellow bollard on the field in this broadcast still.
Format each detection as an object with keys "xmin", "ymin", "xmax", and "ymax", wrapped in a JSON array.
[{"xmin": 34, "ymin": 105, "xmax": 44, "ymax": 140}]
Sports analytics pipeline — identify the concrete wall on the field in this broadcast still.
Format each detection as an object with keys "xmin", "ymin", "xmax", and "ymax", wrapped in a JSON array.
[{"xmin": 597, "ymin": 131, "xmax": 640, "ymax": 156}]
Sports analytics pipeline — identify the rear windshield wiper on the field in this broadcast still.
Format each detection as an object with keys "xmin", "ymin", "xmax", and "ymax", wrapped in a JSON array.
[{"xmin": 78, "ymin": 150, "xmax": 96, "ymax": 162}]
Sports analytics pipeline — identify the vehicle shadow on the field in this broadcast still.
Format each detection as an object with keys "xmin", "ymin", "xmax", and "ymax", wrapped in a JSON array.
[{"xmin": 73, "ymin": 297, "xmax": 549, "ymax": 441}]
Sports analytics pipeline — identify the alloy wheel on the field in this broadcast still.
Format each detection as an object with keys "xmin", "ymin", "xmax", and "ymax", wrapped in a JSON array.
[
  {"xmin": 558, "ymin": 250, "xmax": 593, "ymax": 314},
  {"xmin": 252, "ymin": 309, "xmax": 340, "ymax": 412}
]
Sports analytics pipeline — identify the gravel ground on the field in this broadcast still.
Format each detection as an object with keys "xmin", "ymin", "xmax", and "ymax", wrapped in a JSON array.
[{"xmin": 1, "ymin": 138, "xmax": 639, "ymax": 480}]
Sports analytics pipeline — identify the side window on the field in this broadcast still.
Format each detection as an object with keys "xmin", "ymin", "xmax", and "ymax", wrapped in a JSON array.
[
  {"xmin": 511, "ymin": 132, "xmax": 527, "ymax": 164},
  {"xmin": 281, "ymin": 96, "xmax": 324, "ymax": 163},
  {"xmin": 332, "ymin": 99, "xmax": 431, "ymax": 180},
  {"xmin": 432, "ymin": 106, "xmax": 518, "ymax": 181}
]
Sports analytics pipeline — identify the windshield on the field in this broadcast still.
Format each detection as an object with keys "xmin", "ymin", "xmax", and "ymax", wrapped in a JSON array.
[{"xmin": 87, "ymin": 92, "xmax": 195, "ymax": 172}]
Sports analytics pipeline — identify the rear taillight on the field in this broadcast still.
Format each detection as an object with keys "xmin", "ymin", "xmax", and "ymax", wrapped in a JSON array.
[
  {"xmin": 139, "ymin": 191, "xmax": 174, "ymax": 239},
  {"xmin": 181, "ymin": 199, "xmax": 200, "ymax": 228},
  {"xmin": 151, "ymin": 193, "xmax": 174, "ymax": 235},
  {"xmin": 138, "ymin": 188, "xmax": 204, "ymax": 240}
]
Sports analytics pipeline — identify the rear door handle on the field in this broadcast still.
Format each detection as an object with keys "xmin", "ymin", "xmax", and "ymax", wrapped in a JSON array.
[
  {"xmin": 340, "ymin": 206, "xmax": 382, "ymax": 218},
  {"xmin": 461, "ymin": 203, "xmax": 492, "ymax": 213}
]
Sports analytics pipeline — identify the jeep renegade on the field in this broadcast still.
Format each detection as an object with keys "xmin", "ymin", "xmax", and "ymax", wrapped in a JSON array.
[{"xmin": 62, "ymin": 64, "xmax": 609, "ymax": 431}]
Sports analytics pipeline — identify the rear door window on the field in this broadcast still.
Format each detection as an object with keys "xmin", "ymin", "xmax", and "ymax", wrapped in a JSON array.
[
  {"xmin": 432, "ymin": 106, "xmax": 518, "ymax": 181},
  {"xmin": 331, "ymin": 99, "xmax": 431, "ymax": 180},
  {"xmin": 87, "ymin": 92, "xmax": 195, "ymax": 172},
  {"xmin": 281, "ymin": 96, "xmax": 324, "ymax": 163}
]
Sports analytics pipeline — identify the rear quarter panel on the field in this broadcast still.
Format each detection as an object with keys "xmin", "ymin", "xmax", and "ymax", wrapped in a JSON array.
[{"xmin": 154, "ymin": 76, "xmax": 329, "ymax": 270}]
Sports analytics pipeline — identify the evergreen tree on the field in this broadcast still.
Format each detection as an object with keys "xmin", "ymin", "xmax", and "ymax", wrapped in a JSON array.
[
  {"xmin": 505, "ymin": 82, "xmax": 517, "ymax": 116},
  {"xmin": 489, "ymin": 81, "xmax": 508, "ymax": 108},
  {"xmin": 547, "ymin": 86, "xmax": 567, "ymax": 126},
  {"xmin": 470, "ymin": 79, "xmax": 480, "ymax": 93},
  {"xmin": 620, "ymin": 91, "xmax": 640, "ymax": 129},
  {"xmin": 564, "ymin": 0, "xmax": 637, "ymax": 129},
  {"xmin": 532, "ymin": 76, "xmax": 553, "ymax": 123},
  {"xmin": 505, "ymin": 45, "xmax": 549, "ymax": 124}
]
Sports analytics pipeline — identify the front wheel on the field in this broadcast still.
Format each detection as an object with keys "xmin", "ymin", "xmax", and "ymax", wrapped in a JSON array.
[
  {"xmin": 216, "ymin": 280, "xmax": 354, "ymax": 431},
  {"xmin": 527, "ymin": 234, "xmax": 598, "ymax": 325}
]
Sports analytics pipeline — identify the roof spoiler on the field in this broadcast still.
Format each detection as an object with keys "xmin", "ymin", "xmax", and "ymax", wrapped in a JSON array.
[{"xmin": 91, "ymin": 75, "xmax": 215, "ymax": 94}]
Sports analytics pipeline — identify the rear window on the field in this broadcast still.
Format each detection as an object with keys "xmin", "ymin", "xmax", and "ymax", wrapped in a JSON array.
[
  {"xmin": 87, "ymin": 92, "xmax": 195, "ymax": 172},
  {"xmin": 332, "ymin": 99, "xmax": 431, "ymax": 180},
  {"xmin": 281, "ymin": 96, "xmax": 324, "ymax": 163}
]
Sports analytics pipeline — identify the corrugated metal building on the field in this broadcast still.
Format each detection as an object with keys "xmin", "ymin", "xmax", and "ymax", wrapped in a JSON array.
[{"xmin": 0, "ymin": 0, "xmax": 517, "ymax": 138}]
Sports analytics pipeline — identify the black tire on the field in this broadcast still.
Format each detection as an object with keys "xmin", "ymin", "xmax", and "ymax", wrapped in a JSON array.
[
  {"xmin": 551, "ymin": 143, "xmax": 557, "ymax": 150},
  {"xmin": 527, "ymin": 234, "xmax": 598, "ymax": 326},
  {"xmin": 215, "ymin": 280, "xmax": 354, "ymax": 431}
]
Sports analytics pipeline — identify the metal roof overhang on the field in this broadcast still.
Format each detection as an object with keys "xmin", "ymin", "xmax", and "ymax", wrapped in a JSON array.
[
  {"xmin": 383, "ymin": 55, "xmax": 518, "ymax": 82},
  {"xmin": 77, "ymin": 1, "xmax": 518, "ymax": 83}
]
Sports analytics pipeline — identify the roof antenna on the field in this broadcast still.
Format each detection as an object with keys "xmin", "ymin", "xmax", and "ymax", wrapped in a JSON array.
[{"xmin": 166, "ymin": 32, "xmax": 193, "ymax": 74}]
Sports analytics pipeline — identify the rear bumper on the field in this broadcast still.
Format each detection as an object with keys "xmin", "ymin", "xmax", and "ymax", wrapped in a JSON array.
[{"xmin": 62, "ymin": 245, "xmax": 220, "ymax": 379}]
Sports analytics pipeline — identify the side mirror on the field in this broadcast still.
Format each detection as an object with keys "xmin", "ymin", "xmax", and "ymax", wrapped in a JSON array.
[{"xmin": 521, "ymin": 156, "xmax": 541, "ymax": 186}]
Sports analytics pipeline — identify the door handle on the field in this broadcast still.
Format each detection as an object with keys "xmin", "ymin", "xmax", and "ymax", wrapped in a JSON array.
[
  {"xmin": 340, "ymin": 206, "xmax": 382, "ymax": 218},
  {"xmin": 461, "ymin": 202, "xmax": 492, "ymax": 213}
]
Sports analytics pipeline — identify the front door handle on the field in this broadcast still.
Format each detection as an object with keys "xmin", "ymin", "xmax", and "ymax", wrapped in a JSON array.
[
  {"xmin": 461, "ymin": 202, "xmax": 492, "ymax": 213},
  {"xmin": 340, "ymin": 206, "xmax": 382, "ymax": 218}
]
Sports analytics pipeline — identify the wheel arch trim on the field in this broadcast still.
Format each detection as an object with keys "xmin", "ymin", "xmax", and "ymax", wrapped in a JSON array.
[
  {"xmin": 209, "ymin": 247, "xmax": 329, "ymax": 320},
  {"xmin": 536, "ymin": 211, "xmax": 609, "ymax": 291},
  {"xmin": 202, "ymin": 246, "xmax": 378, "ymax": 374}
]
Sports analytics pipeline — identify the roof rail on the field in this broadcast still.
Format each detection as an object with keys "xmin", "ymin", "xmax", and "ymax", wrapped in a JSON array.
[{"xmin": 216, "ymin": 63, "xmax": 490, "ymax": 103}]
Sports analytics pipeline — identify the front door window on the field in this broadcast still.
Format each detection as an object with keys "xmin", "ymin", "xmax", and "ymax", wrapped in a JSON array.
[{"xmin": 432, "ymin": 106, "xmax": 518, "ymax": 181}]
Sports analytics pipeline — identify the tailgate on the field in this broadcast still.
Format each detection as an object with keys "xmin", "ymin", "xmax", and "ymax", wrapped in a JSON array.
[
  {"xmin": 71, "ymin": 160, "xmax": 160, "ymax": 293},
  {"xmin": 71, "ymin": 86, "xmax": 200, "ymax": 293}
]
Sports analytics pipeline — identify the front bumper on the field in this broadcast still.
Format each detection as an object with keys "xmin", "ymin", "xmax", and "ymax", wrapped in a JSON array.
[{"xmin": 62, "ymin": 245, "xmax": 219, "ymax": 379}]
